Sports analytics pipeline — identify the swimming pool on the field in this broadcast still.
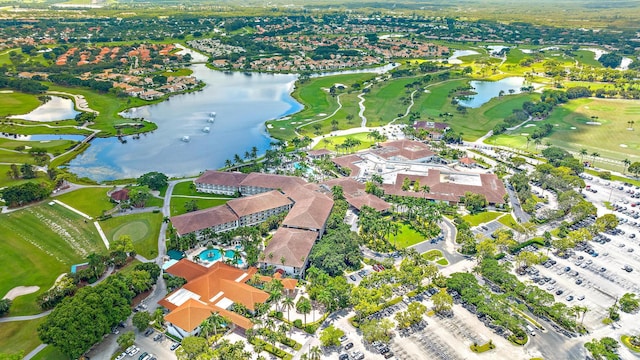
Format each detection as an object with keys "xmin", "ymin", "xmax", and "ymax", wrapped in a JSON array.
[
  {"xmin": 199, "ymin": 249, "xmax": 222, "ymax": 261},
  {"xmin": 225, "ymin": 250, "xmax": 244, "ymax": 265}
]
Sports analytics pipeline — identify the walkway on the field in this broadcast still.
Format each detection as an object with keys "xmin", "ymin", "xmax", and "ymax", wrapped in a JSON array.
[
  {"xmin": 93, "ymin": 221, "xmax": 110, "ymax": 249},
  {"xmin": 357, "ymin": 84, "xmax": 373, "ymax": 127},
  {"xmin": 0, "ymin": 310, "xmax": 52, "ymax": 323},
  {"xmin": 52, "ymin": 199, "xmax": 92, "ymax": 220}
]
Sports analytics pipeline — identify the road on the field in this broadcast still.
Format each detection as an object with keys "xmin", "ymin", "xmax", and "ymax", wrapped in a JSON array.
[{"xmin": 505, "ymin": 180, "xmax": 531, "ymax": 223}]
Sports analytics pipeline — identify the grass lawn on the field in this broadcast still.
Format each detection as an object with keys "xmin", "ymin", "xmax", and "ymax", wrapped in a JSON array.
[
  {"xmin": 498, "ymin": 213, "xmax": 525, "ymax": 232},
  {"xmin": 170, "ymin": 197, "xmax": 229, "ymax": 216},
  {"xmin": 31, "ymin": 345, "xmax": 69, "ymax": 360},
  {"xmin": 0, "ymin": 203, "xmax": 104, "ymax": 315},
  {"xmin": 584, "ymin": 169, "xmax": 640, "ymax": 187},
  {"xmin": 162, "ymin": 68, "xmax": 193, "ymax": 77},
  {"xmin": 0, "ymin": 165, "xmax": 52, "ymax": 188},
  {"xmin": 100, "ymin": 212, "xmax": 163, "ymax": 259},
  {"xmin": 45, "ymin": 84, "xmax": 158, "ymax": 137},
  {"xmin": 298, "ymin": 92, "xmax": 363, "ymax": 137},
  {"xmin": 415, "ymin": 79, "xmax": 539, "ymax": 141},
  {"xmin": 54, "ymin": 187, "xmax": 115, "ymax": 218},
  {"xmin": 0, "ymin": 91, "xmax": 41, "ymax": 117},
  {"xmin": 393, "ymin": 221, "xmax": 425, "ymax": 249},
  {"xmin": 422, "ymin": 249, "xmax": 444, "ymax": 261},
  {"xmin": 171, "ymin": 181, "xmax": 236, "ymax": 198},
  {"xmin": 491, "ymin": 98, "xmax": 640, "ymax": 164},
  {"xmin": 364, "ymin": 77, "xmax": 418, "ymax": 126},
  {"xmin": 571, "ymin": 50, "xmax": 603, "ymax": 68},
  {"xmin": 0, "ymin": 318, "xmax": 47, "ymax": 357},
  {"xmin": 266, "ymin": 73, "xmax": 375, "ymax": 140},
  {"xmin": 0, "ymin": 137, "xmax": 77, "ymax": 154},
  {"xmin": 312, "ymin": 132, "xmax": 375, "ymax": 152},
  {"xmin": 462, "ymin": 211, "xmax": 503, "ymax": 226},
  {"xmin": 436, "ymin": 258, "xmax": 449, "ymax": 266},
  {"xmin": 0, "ymin": 148, "xmax": 37, "ymax": 164}
]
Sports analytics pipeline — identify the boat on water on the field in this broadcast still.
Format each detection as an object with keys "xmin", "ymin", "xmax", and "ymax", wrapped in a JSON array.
[
  {"xmin": 181, "ymin": 135, "xmax": 190, "ymax": 142},
  {"xmin": 210, "ymin": 112, "xmax": 216, "ymax": 117},
  {"xmin": 202, "ymin": 127, "xmax": 210, "ymax": 133},
  {"xmin": 208, "ymin": 112, "xmax": 216, "ymax": 123}
]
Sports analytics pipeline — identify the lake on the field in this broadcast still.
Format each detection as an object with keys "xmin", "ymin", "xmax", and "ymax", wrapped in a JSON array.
[
  {"xmin": 68, "ymin": 64, "xmax": 301, "ymax": 181},
  {"xmin": 447, "ymin": 50, "xmax": 479, "ymax": 64},
  {"xmin": 457, "ymin": 77, "xmax": 536, "ymax": 108},
  {"xmin": 8, "ymin": 95, "xmax": 79, "ymax": 122}
]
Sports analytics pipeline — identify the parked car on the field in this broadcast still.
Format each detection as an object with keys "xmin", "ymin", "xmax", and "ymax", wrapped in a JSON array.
[
  {"xmin": 345, "ymin": 342, "xmax": 354, "ymax": 350},
  {"xmin": 339, "ymin": 335, "xmax": 349, "ymax": 343},
  {"xmin": 349, "ymin": 275, "xmax": 357, "ymax": 281},
  {"xmin": 170, "ymin": 343, "xmax": 181, "ymax": 351},
  {"xmin": 143, "ymin": 328, "xmax": 154, "ymax": 337}
]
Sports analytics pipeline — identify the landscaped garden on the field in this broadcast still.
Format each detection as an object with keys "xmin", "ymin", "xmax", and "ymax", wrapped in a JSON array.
[
  {"xmin": 170, "ymin": 197, "xmax": 229, "ymax": 216},
  {"xmin": 100, "ymin": 212, "xmax": 163, "ymax": 259}
]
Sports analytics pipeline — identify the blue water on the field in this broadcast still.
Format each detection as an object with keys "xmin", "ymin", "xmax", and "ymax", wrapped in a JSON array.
[
  {"xmin": 199, "ymin": 249, "xmax": 222, "ymax": 261},
  {"xmin": 8, "ymin": 95, "xmax": 80, "ymax": 122},
  {"xmin": 225, "ymin": 250, "xmax": 243, "ymax": 265},
  {"xmin": 68, "ymin": 64, "xmax": 302, "ymax": 181},
  {"xmin": 457, "ymin": 77, "xmax": 531, "ymax": 108}
]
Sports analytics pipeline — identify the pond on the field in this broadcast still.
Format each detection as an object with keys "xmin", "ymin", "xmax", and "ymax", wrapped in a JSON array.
[
  {"xmin": 8, "ymin": 95, "xmax": 80, "ymax": 122},
  {"xmin": 457, "ymin": 77, "xmax": 538, "ymax": 108},
  {"xmin": 447, "ymin": 50, "xmax": 480, "ymax": 64},
  {"xmin": 67, "ymin": 62, "xmax": 398, "ymax": 182}
]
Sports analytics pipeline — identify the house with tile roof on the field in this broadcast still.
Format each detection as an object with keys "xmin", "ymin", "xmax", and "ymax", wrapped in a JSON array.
[{"xmin": 159, "ymin": 260, "xmax": 270, "ymax": 338}]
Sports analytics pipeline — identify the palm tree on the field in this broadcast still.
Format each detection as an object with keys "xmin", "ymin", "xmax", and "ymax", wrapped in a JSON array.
[
  {"xmin": 224, "ymin": 159, "xmax": 232, "ymax": 168},
  {"xmin": 207, "ymin": 312, "xmax": 228, "ymax": 338},
  {"xmin": 591, "ymin": 152, "xmax": 600, "ymax": 166},
  {"xmin": 250, "ymin": 146, "xmax": 258, "ymax": 159},
  {"xmin": 199, "ymin": 318, "xmax": 213, "ymax": 340},
  {"xmin": 310, "ymin": 346, "xmax": 322, "ymax": 360},
  {"xmin": 152, "ymin": 308, "xmax": 164, "ymax": 328},
  {"xmin": 282, "ymin": 296, "xmax": 295, "ymax": 324},
  {"xmin": 623, "ymin": 158, "xmax": 631, "ymax": 174},
  {"xmin": 627, "ymin": 120, "xmax": 635, "ymax": 130},
  {"xmin": 579, "ymin": 148, "xmax": 588, "ymax": 162},
  {"xmin": 296, "ymin": 297, "xmax": 312, "ymax": 326}
]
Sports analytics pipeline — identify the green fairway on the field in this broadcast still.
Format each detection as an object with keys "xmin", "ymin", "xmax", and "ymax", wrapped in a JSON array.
[
  {"xmin": 416, "ymin": 79, "xmax": 539, "ymax": 140},
  {"xmin": 266, "ymin": 73, "xmax": 375, "ymax": 140},
  {"xmin": 363, "ymin": 77, "xmax": 417, "ymax": 126},
  {"xmin": 0, "ymin": 123, "xmax": 90, "ymax": 136},
  {"xmin": 100, "ymin": 212, "xmax": 163, "ymax": 259},
  {"xmin": 54, "ymin": 187, "xmax": 115, "ymax": 218},
  {"xmin": 170, "ymin": 197, "xmax": 229, "ymax": 216},
  {"xmin": 0, "ymin": 137, "xmax": 77, "ymax": 153},
  {"xmin": 0, "ymin": 91, "xmax": 41, "ymax": 117},
  {"xmin": 0, "ymin": 148, "xmax": 37, "ymax": 164},
  {"xmin": 490, "ymin": 98, "xmax": 640, "ymax": 163},
  {"xmin": 45, "ymin": 84, "xmax": 158, "ymax": 137},
  {"xmin": 0, "ymin": 318, "xmax": 47, "ymax": 357},
  {"xmin": 298, "ymin": 92, "xmax": 363, "ymax": 137},
  {"xmin": 0, "ymin": 204, "xmax": 104, "ymax": 315},
  {"xmin": 0, "ymin": 165, "xmax": 50, "ymax": 188},
  {"xmin": 312, "ymin": 132, "xmax": 375, "ymax": 153},
  {"xmin": 462, "ymin": 211, "xmax": 503, "ymax": 226},
  {"xmin": 571, "ymin": 50, "xmax": 603, "ymax": 68}
]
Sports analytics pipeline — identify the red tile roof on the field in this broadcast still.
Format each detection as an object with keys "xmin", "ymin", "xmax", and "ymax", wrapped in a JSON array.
[
  {"xmin": 262, "ymin": 228, "xmax": 318, "ymax": 268},
  {"xmin": 195, "ymin": 170, "xmax": 247, "ymax": 187},
  {"xmin": 240, "ymin": 173, "xmax": 307, "ymax": 193},
  {"xmin": 170, "ymin": 205, "xmax": 238, "ymax": 236},
  {"xmin": 459, "ymin": 157, "xmax": 476, "ymax": 165},
  {"xmin": 372, "ymin": 139, "xmax": 435, "ymax": 161},
  {"xmin": 283, "ymin": 194, "xmax": 333, "ymax": 230},
  {"xmin": 227, "ymin": 190, "xmax": 292, "ymax": 217}
]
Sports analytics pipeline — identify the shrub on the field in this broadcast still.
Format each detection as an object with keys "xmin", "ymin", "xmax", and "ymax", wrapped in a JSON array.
[{"xmin": 293, "ymin": 319, "xmax": 303, "ymax": 328}]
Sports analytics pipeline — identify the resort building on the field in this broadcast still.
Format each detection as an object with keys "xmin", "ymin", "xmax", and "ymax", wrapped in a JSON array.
[
  {"xmin": 160, "ymin": 260, "xmax": 282, "ymax": 338},
  {"xmin": 171, "ymin": 171, "xmax": 336, "ymax": 277},
  {"xmin": 412, "ymin": 121, "xmax": 450, "ymax": 140},
  {"xmin": 259, "ymin": 227, "xmax": 318, "ymax": 276},
  {"xmin": 322, "ymin": 177, "xmax": 392, "ymax": 213},
  {"xmin": 331, "ymin": 139, "xmax": 506, "ymax": 206}
]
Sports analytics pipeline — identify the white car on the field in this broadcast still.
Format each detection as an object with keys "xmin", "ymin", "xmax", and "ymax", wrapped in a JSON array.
[{"xmin": 116, "ymin": 353, "xmax": 126, "ymax": 360}]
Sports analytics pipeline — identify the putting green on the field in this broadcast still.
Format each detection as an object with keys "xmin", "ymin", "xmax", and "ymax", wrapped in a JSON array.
[{"xmin": 112, "ymin": 220, "xmax": 150, "ymax": 242}]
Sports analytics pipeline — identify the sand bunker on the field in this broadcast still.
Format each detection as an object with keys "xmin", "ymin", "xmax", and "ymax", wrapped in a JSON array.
[
  {"xmin": 524, "ymin": 124, "xmax": 537, "ymax": 128},
  {"xmin": 620, "ymin": 144, "xmax": 628, "ymax": 148},
  {"xmin": 571, "ymin": 127, "xmax": 577, "ymax": 129},
  {"xmin": 3, "ymin": 286, "xmax": 40, "ymax": 300},
  {"xmin": 317, "ymin": 113, "xmax": 327, "ymax": 116},
  {"xmin": 586, "ymin": 122, "xmax": 601, "ymax": 125}
]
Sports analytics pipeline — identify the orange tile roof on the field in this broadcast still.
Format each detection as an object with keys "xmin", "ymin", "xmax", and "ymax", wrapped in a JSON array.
[
  {"xmin": 165, "ymin": 259, "xmax": 208, "ymax": 281},
  {"xmin": 162, "ymin": 261, "xmax": 270, "ymax": 331},
  {"xmin": 170, "ymin": 205, "xmax": 238, "ymax": 236},
  {"xmin": 262, "ymin": 228, "xmax": 317, "ymax": 268},
  {"xmin": 282, "ymin": 194, "xmax": 333, "ymax": 230},
  {"xmin": 226, "ymin": 190, "xmax": 292, "ymax": 217},
  {"xmin": 164, "ymin": 298, "xmax": 212, "ymax": 332}
]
